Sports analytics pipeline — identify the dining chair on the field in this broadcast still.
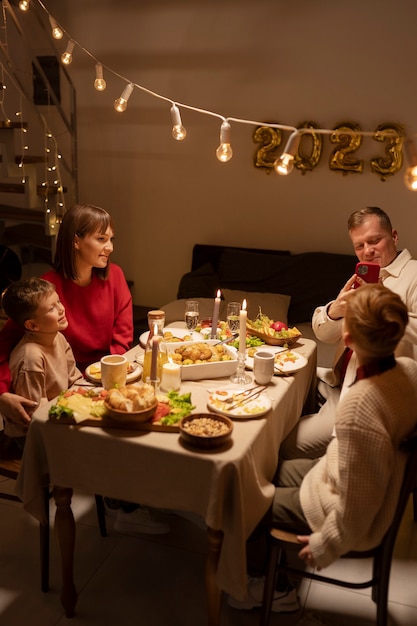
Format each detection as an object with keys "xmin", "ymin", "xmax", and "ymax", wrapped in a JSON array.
[
  {"xmin": 260, "ymin": 430, "xmax": 417, "ymax": 626},
  {"xmin": 0, "ymin": 431, "xmax": 107, "ymax": 592}
]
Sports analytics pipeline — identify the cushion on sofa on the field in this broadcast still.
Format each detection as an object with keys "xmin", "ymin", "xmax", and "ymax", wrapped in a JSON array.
[
  {"xmin": 221, "ymin": 289, "xmax": 291, "ymax": 325},
  {"xmin": 177, "ymin": 263, "xmax": 220, "ymax": 299}
]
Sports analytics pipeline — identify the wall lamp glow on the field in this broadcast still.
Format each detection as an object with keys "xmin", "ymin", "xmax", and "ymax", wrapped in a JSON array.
[
  {"xmin": 216, "ymin": 120, "xmax": 233, "ymax": 162},
  {"xmin": 18, "ymin": 0, "xmax": 30, "ymax": 11},
  {"xmin": 404, "ymin": 138, "xmax": 417, "ymax": 191},
  {"xmin": 114, "ymin": 83, "xmax": 134, "ymax": 112},
  {"xmin": 274, "ymin": 131, "xmax": 301, "ymax": 175},
  {"xmin": 61, "ymin": 40, "xmax": 75, "ymax": 65},
  {"xmin": 94, "ymin": 63, "xmax": 107, "ymax": 92},
  {"xmin": 170, "ymin": 104, "xmax": 187, "ymax": 141},
  {"xmin": 49, "ymin": 16, "xmax": 63, "ymax": 39}
]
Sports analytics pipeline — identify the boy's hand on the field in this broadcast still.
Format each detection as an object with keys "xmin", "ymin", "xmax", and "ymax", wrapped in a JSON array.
[{"xmin": 0, "ymin": 392, "xmax": 38, "ymax": 424}]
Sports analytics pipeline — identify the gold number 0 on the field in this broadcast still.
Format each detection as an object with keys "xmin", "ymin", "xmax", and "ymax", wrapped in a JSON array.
[
  {"xmin": 329, "ymin": 122, "xmax": 364, "ymax": 175},
  {"xmin": 253, "ymin": 126, "xmax": 282, "ymax": 171},
  {"xmin": 293, "ymin": 121, "xmax": 322, "ymax": 174},
  {"xmin": 370, "ymin": 123, "xmax": 405, "ymax": 181}
]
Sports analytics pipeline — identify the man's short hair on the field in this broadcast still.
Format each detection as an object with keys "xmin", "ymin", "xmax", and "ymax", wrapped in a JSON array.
[{"xmin": 347, "ymin": 207, "xmax": 393, "ymax": 233}]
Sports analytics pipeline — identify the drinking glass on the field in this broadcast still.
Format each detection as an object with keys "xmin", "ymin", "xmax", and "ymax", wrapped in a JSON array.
[
  {"xmin": 227, "ymin": 302, "xmax": 240, "ymax": 334},
  {"xmin": 185, "ymin": 300, "xmax": 199, "ymax": 338}
]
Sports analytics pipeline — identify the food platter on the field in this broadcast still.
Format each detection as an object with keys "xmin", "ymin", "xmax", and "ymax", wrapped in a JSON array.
[
  {"xmin": 245, "ymin": 346, "xmax": 308, "ymax": 375},
  {"xmin": 207, "ymin": 387, "xmax": 272, "ymax": 419},
  {"xmin": 139, "ymin": 327, "xmax": 203, "ymax": 348},
  {"xmin": 85, "ymin": 360, "xmax": 142, "ymax": 384},
  {"xmin": 246, "ymin": 328, "xmax": 302, "ymax": 347},
  {"xmin": 166, "ymin": 340, "xmax": 237, "ymax": 380}
]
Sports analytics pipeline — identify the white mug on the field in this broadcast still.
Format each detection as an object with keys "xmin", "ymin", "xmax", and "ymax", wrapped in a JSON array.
[
  {"xmin": 253, "ymin": 351, "xmax": 275, "ymax": 385},
  {"xmin": 100, "ymin": 354, "xmax": 127, "ymax": 390}
]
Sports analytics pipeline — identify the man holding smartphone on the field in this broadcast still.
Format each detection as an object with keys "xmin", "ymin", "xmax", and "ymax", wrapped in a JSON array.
[{"xmin": 281, "ymin": 206, "xmax": 417, "ymax": 459}]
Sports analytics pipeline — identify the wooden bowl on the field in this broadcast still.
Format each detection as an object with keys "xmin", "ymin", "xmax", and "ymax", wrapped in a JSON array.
[
  {"xmin": 103, "ymin": 399, "xmax": 158, "ymax": 424},
  {"xmin": 179, "ymin": 413, "xmax": 233, "ymax": 449},
  {"xmin": 247, "ymin": 328, "xmax": 302, "ymax": 347}
]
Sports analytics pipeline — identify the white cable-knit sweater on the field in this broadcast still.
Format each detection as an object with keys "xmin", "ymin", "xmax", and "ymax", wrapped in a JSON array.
[{"xmin": 300, "ymin": 357, "xmax": 417, "ymax": 569}]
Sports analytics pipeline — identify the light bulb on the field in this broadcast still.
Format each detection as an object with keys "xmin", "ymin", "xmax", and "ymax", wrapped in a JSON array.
[
  {"xmin": 216, "ymin": 120, "xmax": 233, "ymax": 162},
  {"xmin": 404, "ymin": 138, "xmax": 417, "ymax": 191},
  {"xmin": 94, "ymin": 63, "xmax": 107, "ymax": 91},
  {"xmin": 18, "ymin": 0, "xmax": 30, "ymax": 11},
  {"xmin": 49, "ymin": 16, "xmax": 63, "ymax": 39},
  {"xmin": 170, "ymin": 104, "xmax": 186, "ymax": 141},
  {"xmin": 274, "ymin": 153, "xmax": 294, "ymax": 175},
  {"xmin": 273, "ymin": 131, "xmax": 301, "ymax": 175},
  {"xmin": 171, "ymin": 104, "xmax": 187, "ymax": 141},
  {"xmin": 61, "ymin": 40, "xmax": 75, "ymax": 65},
  {"xmin": 114, "ymin": 83, "xmax": 134, "ymax": 112}
]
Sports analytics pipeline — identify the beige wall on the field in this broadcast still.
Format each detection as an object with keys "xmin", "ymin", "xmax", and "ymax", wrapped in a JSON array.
[{"xmin": 44, "ymin": 0, "xmax": 417, "ymax": 307}]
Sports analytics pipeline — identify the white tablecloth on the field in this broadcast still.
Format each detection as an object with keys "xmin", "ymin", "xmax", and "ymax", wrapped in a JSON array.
[{"xmin": 16, "ymin": 338, "xmax": 317, "ymax": 599}]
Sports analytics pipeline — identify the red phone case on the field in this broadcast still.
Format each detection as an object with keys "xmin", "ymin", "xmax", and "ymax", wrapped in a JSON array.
[{"xmin": 354, "ymin": 262, "xmax": 380, "ymax": 287}]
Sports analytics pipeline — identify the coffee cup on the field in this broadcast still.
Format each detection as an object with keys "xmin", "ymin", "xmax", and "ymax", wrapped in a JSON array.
[
  {"xmin": 253, "ymin": 351, "xmax": 275, "ymax": 385},
  {"xmin": 100, "ymin": 354, "xmax": 128, "ymax": 390}
]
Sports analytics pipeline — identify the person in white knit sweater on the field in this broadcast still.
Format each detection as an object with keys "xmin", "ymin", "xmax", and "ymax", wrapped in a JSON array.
[{"xmin": 229, "ymin": 283, "xmax": 417, "ymax": 613}]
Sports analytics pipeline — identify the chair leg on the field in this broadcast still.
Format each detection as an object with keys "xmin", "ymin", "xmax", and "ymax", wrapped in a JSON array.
[
  {"xmin": 40, "ymin": 486, "xmax": 50, "ymax": 592},
  {"xmin": 260, "ymin": 540, "xmax": 280, "ymax": 626},
  {"xmin": 95, "ymin": 494, "xmax": 107, "ymax": 537}
]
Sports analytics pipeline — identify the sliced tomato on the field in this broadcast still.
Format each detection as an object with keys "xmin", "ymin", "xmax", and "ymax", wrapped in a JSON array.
[{"xmin": 153, "ymin": 402, "xmax": 171, "ymax": 421}]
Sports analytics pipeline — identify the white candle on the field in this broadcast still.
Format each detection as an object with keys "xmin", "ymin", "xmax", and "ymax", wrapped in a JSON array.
[
  {"xmin": 161, "ymin": 362, "xmax": 181, "ymax": 391},
  {"xmin": 210, "ymin": 289, "xmax": 222, "ymax": 339},
  {"xmin": 150, "ymin": 335, "xmax": 160, "ymax": 381},
  {"xmin": 239, "ymin": 299, "xmax": 247, "ymax": 354}
]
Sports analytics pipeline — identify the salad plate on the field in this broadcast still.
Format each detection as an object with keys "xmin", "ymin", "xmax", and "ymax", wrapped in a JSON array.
[
  {"xmin": 139, "ymin": 327, "xmax": 204, "ymax": 347},
  {"xmin": 245, "ymin": 346, "xmax": 308, "ymax": 375},
  {"xmin": 85, "ymin": 360, "xmax": 142, "ymax": 384},
  {"xmin": 207, "ymin": 387, "xmax": 272, "ymax": 419}
]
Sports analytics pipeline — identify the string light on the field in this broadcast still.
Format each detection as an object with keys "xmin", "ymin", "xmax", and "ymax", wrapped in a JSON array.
[
  {"xmin": 18, "ymin": 0, "xmax": 30, "ymax": 11},
  {"xmin": 170, "ymin": 104, "xmax": 186, "ymax": 141},
  {"xmin": 49, "ymin": 16, "xmax": 63, "ymax": 40},
  {"xmin": 61, "ymin": 39, "xmax": 75, "ymax": 65},
  {"xmin": 216, "ymin": 120, "xmax": 233, "ymax": 162},
  {"xmin": 274, "ymin": 131, "xmax": 301, "ymax": 175},
  {"xmin": 404, "ymin": 139, "xmax": 417, "ymax": 191},
  {"xmin": 114, "ymin": 82, "xmax": 134, "ymax": 112},
  {"xmin": 94, "ymin": 63, "xmax": 106, "ymax": 91}
]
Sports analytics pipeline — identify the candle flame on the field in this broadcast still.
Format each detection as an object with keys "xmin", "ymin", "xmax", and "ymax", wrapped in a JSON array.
[
  {"xmin": 242, "ymin": 299, "xmax": 247, "ymax": 311},
  {"xmin": 216, "ymin": 289, "xmax": 221, "ymax": 298}
]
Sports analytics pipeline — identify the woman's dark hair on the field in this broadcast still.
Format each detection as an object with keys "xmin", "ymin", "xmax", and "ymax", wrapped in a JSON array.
[{"xmin": 54, "ymin": 204, "xmax": 115, "ymax": 280}]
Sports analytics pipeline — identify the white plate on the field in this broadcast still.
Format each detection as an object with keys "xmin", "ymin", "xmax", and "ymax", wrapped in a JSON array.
[
  {"xmin": 207, "ymin": 387, "xmax": 272, "ymax": 419},
  {"xmin": 245, "ymin": 346, "xmax": 308, "ymax": 375},
  {"xmin": 139, "ymin": 327, "xmax": 204, "ymax": 348},
  {"xmin": 85, "ymin": 361, "xmax": 142, "ymax": 384}
]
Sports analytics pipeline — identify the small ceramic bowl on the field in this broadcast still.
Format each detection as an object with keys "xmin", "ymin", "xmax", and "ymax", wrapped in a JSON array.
[
  {"xmin": 179, "ymin": 413, "xmax": 233, "ymax": 449},
  {"xmin": 103, "ymin": 399, "xmax": 158, "ymax": 424}
]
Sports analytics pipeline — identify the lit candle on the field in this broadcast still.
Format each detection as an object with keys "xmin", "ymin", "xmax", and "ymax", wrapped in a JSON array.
[
  {"xmin": 239, "ymin": 299, "xmax": 247, "ymax": 354},
  {"xmin": 161, "ymin": 362, "xmax": 181, "ymax": 391},
  {"xmin": 210, "ymin": 289, "xmax": 222, "ymax": 339},
  {"xmin": 150, "ymin": 335, "xmax": 160, "ymax": 381}
]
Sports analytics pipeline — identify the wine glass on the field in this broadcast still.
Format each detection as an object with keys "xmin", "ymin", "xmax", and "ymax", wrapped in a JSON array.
[
  {"xmin": 227, "ymin": 301, "xmax": 240, "ymax": 335},
  {"xmin": 184, "ymin": 300, "xmax": 199, "ymax": 339}
]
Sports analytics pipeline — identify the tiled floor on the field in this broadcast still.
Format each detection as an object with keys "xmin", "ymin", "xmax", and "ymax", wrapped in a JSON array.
[{"xmin": 1, "ymin": 476, "xmax": 417, "ymax": 626}]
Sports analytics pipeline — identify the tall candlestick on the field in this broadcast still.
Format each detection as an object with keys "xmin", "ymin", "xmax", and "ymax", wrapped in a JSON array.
[
  {"xmin": 210, "ymin": 289, "xmax": 222, "ymax": 339},
  {"xmin": 239, "ymin": 299, "xmax": 247, "ymax": 354},
  {"xmin": 150, "ymin": 335, "xmax": 160, "ymax": 381}
]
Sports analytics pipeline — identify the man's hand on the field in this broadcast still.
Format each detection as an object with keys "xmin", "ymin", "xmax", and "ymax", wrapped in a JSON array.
[
  {"xmin": 297, "ymin": 535, "xmax": 319, "ymax": 569},
  {"xmin": 327, "ymin": 274, "xmax": 364, "ymax": 320},
  {"xmin": 0, "ymin": 392, "xmax": 38, "ymax": 425}
]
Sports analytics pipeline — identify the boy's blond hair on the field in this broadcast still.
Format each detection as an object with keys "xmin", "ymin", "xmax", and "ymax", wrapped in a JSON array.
[
  {"xmin": 1, "ymin": 278, "xmax": 56, "ymax": 328},
  {"xmin": 345, "ymin": 283, "xmax": 408, "ymax": 358}
]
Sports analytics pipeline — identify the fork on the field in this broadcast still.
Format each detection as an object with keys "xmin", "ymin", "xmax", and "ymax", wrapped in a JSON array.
[
  {"xmin": 222, "ymin": 384, "xmax": 265, "ymax": 403},
  {"xmin": 227, "ymin": 386, "xmax": 267, "ymax": 410}
]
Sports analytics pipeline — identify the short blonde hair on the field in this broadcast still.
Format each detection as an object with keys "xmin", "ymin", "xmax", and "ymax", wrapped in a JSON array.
[{"xmin": 345, "ymin": 283, "xmax": 408, "ymax": 358}]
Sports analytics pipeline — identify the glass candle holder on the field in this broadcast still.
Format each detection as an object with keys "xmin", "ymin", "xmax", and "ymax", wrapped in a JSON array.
[{"xmin": 230, "ymin": 350, "xmax": 251, "ymax": 385}]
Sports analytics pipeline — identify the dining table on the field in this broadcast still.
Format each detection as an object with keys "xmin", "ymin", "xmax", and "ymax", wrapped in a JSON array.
[{"xmin": 16, "ymin": 333, "xmax": 317, "ymax": 625}]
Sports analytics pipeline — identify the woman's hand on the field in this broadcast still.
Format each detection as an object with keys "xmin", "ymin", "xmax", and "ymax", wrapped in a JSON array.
[
  {"xmin": 0, "ymin": 392, "xmax": 37, "ymax": 425},
  {"xmin": 327, "ymin": 274, "xmax": 364, "ymax": 320},
  {"xmin": 297, "ymin": 535, "xmax": 319, "ymax": 569}
]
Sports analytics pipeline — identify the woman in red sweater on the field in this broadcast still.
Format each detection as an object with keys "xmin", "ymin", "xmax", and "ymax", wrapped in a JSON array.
[{"xmin": 0, "ymin": 203, "xmax": 133, "ymax": 432}]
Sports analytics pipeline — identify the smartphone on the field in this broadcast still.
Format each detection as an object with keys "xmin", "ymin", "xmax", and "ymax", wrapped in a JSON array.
[{"xmin": 353, "ymin": 262, "xmax": 380, "ymax": 288}]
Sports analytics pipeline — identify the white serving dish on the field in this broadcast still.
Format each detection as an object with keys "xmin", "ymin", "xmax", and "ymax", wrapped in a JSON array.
[{"xmin": 166, "ymin": 339, "xmax": 238, "ymax": 380}]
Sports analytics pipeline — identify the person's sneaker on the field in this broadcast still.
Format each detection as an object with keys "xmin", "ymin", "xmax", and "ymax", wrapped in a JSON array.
[
  {"xmin": 113, "ymin": 506, "xmax": 170, "ymax": 535},
  {"xmin": 228, "ymin": 576, "xmax": 299, "ymax": 613}
]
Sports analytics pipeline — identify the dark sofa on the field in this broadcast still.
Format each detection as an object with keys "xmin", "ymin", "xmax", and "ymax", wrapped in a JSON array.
[{"xmin": 160, "ymin": 244, "xmax": 357, "ymax": 368}]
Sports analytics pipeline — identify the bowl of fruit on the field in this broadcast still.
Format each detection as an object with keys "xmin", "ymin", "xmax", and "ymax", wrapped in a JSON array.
[{"xmin": 246, "ymin": 310, "xmax": 302, "ymax": 347}]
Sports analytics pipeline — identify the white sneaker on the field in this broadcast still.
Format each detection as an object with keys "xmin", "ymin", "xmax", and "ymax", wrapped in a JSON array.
[
  {"xmin": 113, "ymin": 506, "xmax": 170, "ymax": 535},
  {"xmin": 228, "ymin": 576, "xmax": 299, "ymax": 613}
]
